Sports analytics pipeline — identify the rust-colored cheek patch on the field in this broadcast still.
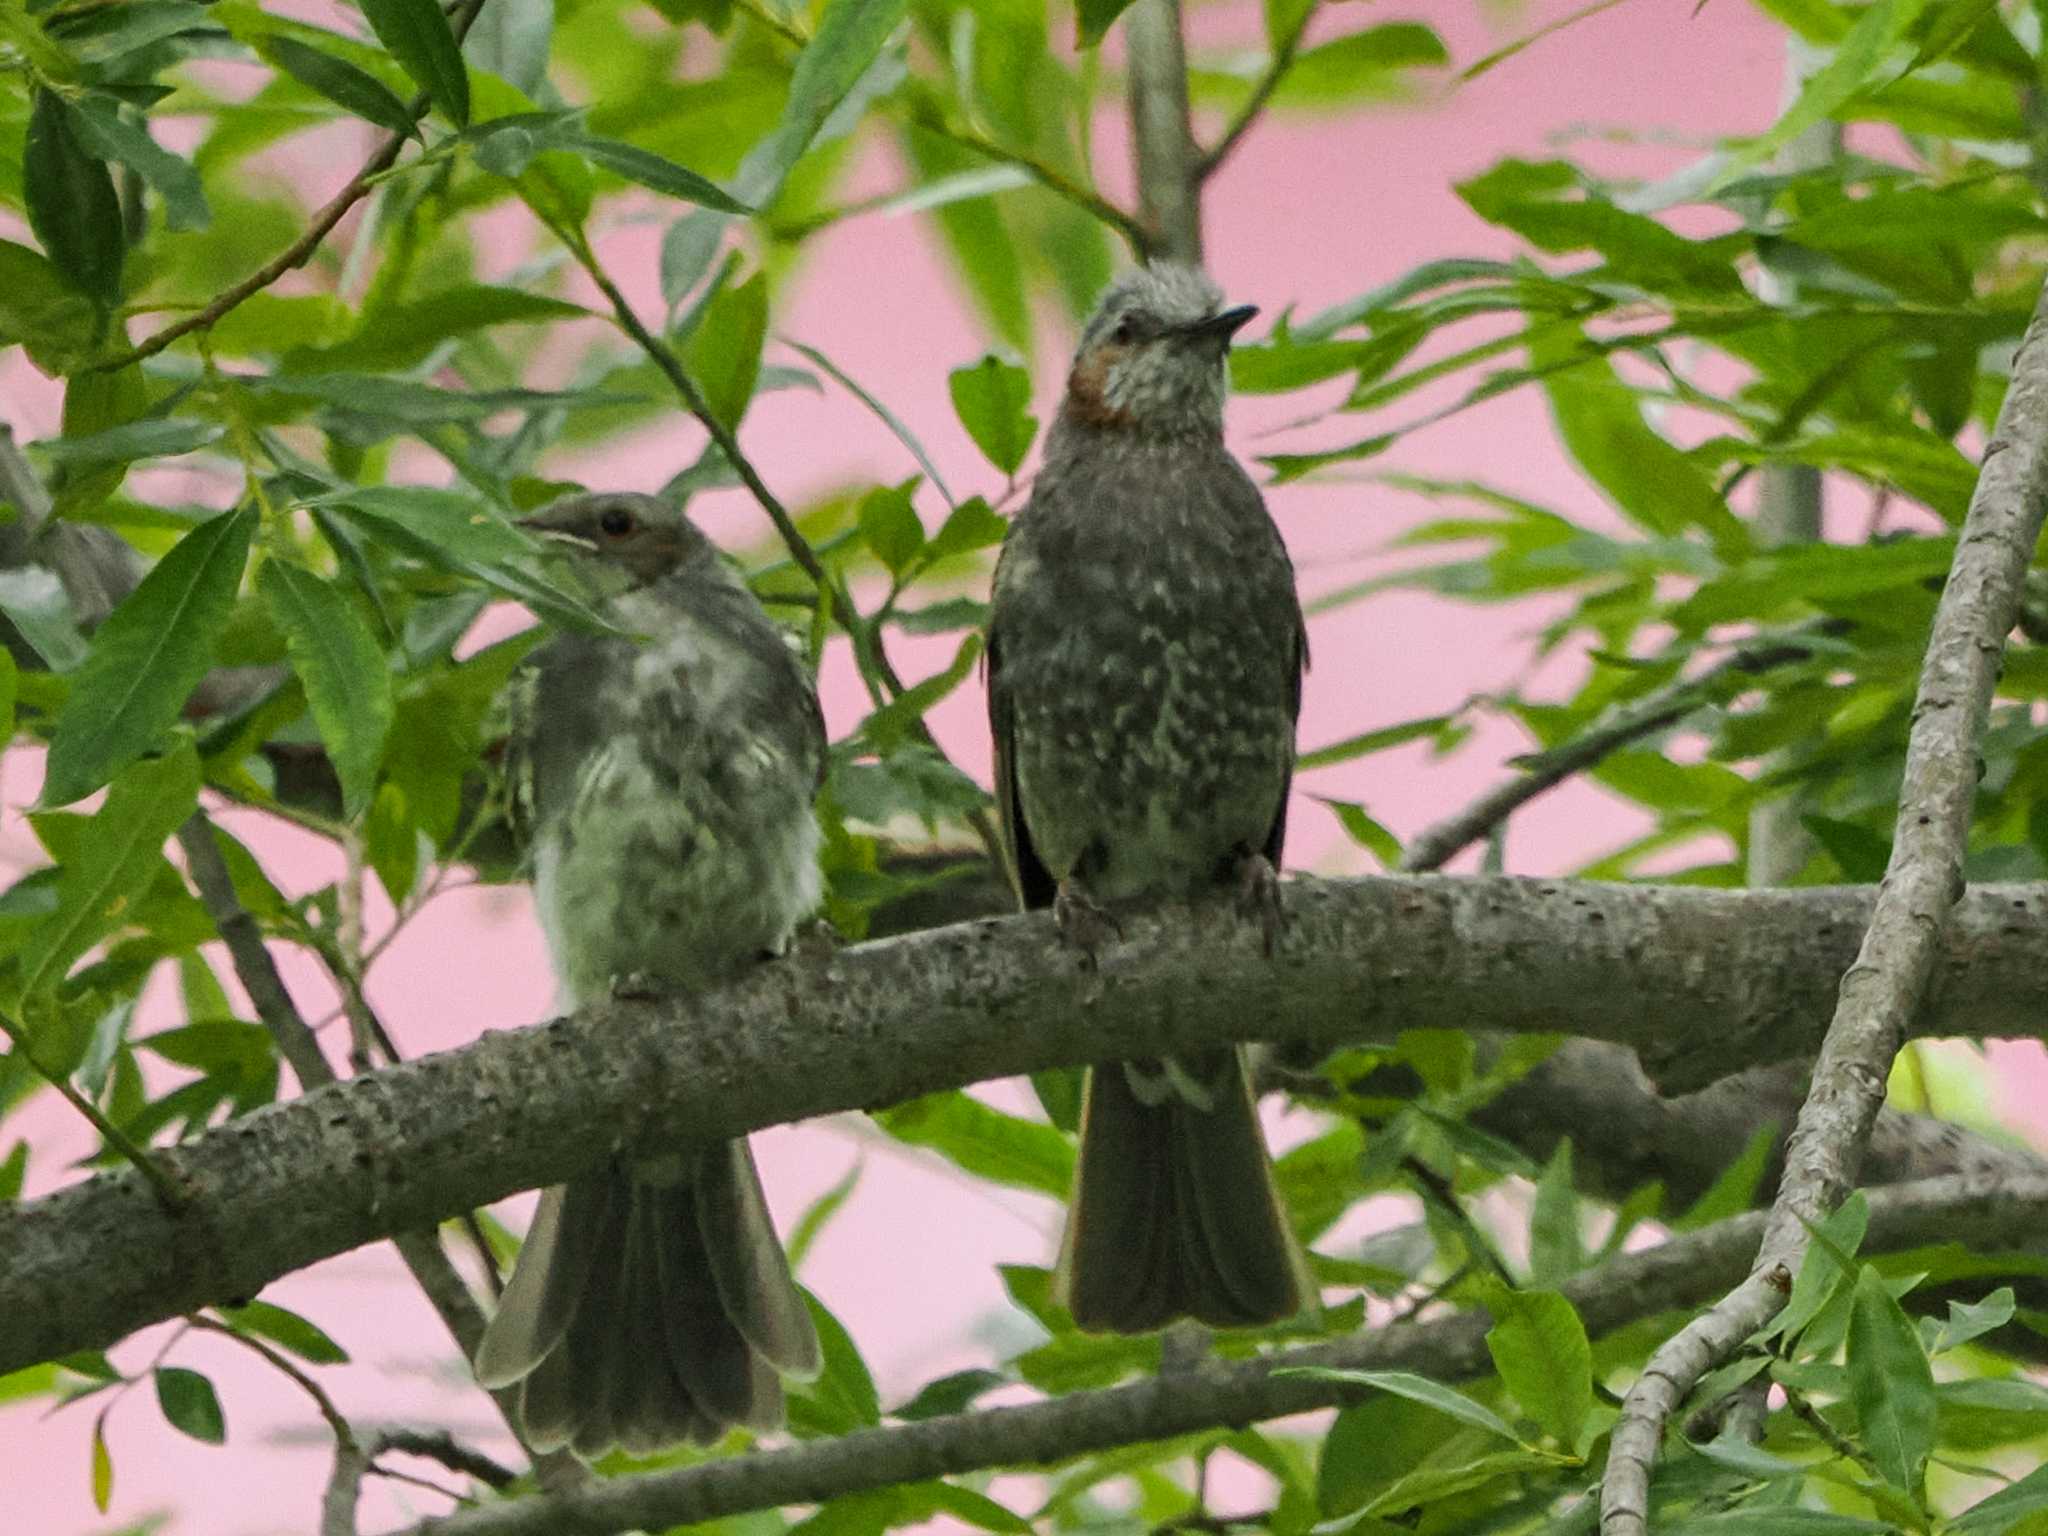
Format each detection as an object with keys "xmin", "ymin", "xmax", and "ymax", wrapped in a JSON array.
[{"xmin": 1067, "ymin": 345, "xmax": 1137, "ymax": 429}]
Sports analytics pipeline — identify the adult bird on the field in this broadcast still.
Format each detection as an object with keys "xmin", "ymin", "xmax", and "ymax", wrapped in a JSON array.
[
  {"xmin": 473, "ymin": 491, "xmax": 824, "ymax": 1455},
  {"xmin": 986, "ymin": 264, "xmax": 1314, "ymax": 1333}
]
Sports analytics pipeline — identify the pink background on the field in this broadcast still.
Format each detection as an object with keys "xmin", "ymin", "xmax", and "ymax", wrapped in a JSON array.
[{"xmin": 7, "ymin": 1, "xmax": 2045, "ymax": 1530}]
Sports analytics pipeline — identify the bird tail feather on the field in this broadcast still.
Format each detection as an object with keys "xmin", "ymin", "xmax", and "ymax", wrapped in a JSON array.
[
  {"xmin": 474, "ymin": 1140, "xmax": 818, "ymax": 1456},
  {"xmin": 1055, "ymin": 1046, "xmax": 1310, "ymax": 1334}
]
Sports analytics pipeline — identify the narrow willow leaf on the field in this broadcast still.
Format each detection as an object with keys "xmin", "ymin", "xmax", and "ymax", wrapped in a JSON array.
[
  {"xmin": 1528, "ymin": 1141, "xmax": 1583, "ymax": 1284},
  {"xmin": 42, "ymin": 507, "xmax": 256, "ymax": 807},
  {"xmin": 18, "ymin": 743, "xmax": 200, "ymax": 1001},
  {"xmin": 1274, "ymin": 1366, "xmax": 1524, "ymax": 1444},
  {"xmin": 948, "ymin": 355, "xmax": 1037, "ymax": 476},
  {"xmin": 153, "ymin": 1365, "xmax": 227, "ymax": 1443},
  {"xmin": 1076, "ymin": 0, "xmax": 1138, "ymax": 46},
  {"xmin": 0, "ymin": 569, "xmax": 90, "ymax": 673},
  {"xmin": 67, "ymin": 98, "xmax": 210, "ymax": 232},
  {"xmin": 786, "ymin": 1156, "xmax": 861, "ymax": 1271},
  {"xmin": 259, "ymin": 561, "xmax": 394, "ymax": 818},
  {"xmin": 876, "ymin": 1089, "xmax": 1073, "ymax": 1197},
  {"xmin": 461, "ymin": 0, "xmax": 553, "ymax": 94},
  {"xmin": 36, "ymin": 418, "xmax": 222, "ymax": 471},
  {"xmin": 787, "ymin": 1292, "xmax": 880, "ymax": 1434},
  {"xmin": 91, "ymin": 1411, "xmax": 112, "ymax": 1511},
  {"xmin": 1485, "ymin": 1289, "xmax": 1593, "ymax": 1448},
  {"xmin": 24, "ymin": 90, "xmax": 124, "ymax": 307},
  {"xmin": 891, "ymin": 1367, "xmax": 1008, "ymax": 1423},
  {"xmin": 785, "ymin": 339, "xmax": 956, "ymax": 507},
  {"xmin": 218, "ymin": 1300, "xmax": 349, "ymax": 1364},
  {"xmin": 685, "ymin": 270, "xmax": 768, "ymax": 432},
  {"xmin": 660, "ymin": 209, "xmax": 728, "ymax": 308},
  {"xmin": 359, "ymin": 0, "xmax": 470, "ymax": 125},
  {"xmin": 0, "ymin": 238, "xmax": 98, "ymax": 372},
  {"xmin": 1315, "ymin": 797, "xmax": 1402, "ymax": 868},
  {"xmin": 559, "ymin": 134, "xmax": 748, "ymax": 211},
  {"xmin": 259, "ymin": 35, "xmax": 418, "ymax": 137},
  {"xmin": 1848, "ymin": 1267, "xmax": 1935, "ymax": 1493},
  {"xmin": 734, "ymin": 0, "xmax": 906, "ymax": 204}
]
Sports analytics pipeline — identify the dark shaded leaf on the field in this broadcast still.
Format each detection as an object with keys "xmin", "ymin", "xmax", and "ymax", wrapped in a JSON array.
[
  {"xmin": 24, "ymin": 89, "xmax": 124, "ymax": 307},
  {"xmin": 1484, "ymin": 1288, "xmax": 1592, "ymax": 1447},
  {"xmin": 1848, "ymin": 1266, "xmax": 1934, "ymax": 1492},
  {"xmin": 684, "ymin": 270, "xmax": 768, "ymax": 432},
  {"xmin": 734, "ymin": 0, "xmax": 906, "ymax": 203},
  {"xmin": 876, "ymin": 1089, "xmax": 1072, "ymax": 1198},
  {"xmin": 559, "ymin": 134, "xmax": 748, "ymax": 211},
  {"xmin": 68, "ymin": 98, "xmax": 209, "ymax": 231},
  {"xmin": 892, "ymin": 1367, "xmax": 1009, "ymax": 1422},
  {"xmin": 359, "ymin": 0, "xmax": 471, "ymax": 125},
  {"xmin": 153, "ymin": 1365, "xmax": 226, "ymax": 1443},
  {"xmin": 258, "ymin": 35, "xmax": 417, "ymax": 137}
]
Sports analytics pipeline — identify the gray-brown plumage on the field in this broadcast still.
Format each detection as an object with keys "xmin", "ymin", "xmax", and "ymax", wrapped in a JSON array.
[
  {"xmin": 472, "ymin": 492, "xmax": 823, "ymax": 1455},
  {"xmin": 986, "ymin": 265, "xmax": 1314, "ymax": 1333}
]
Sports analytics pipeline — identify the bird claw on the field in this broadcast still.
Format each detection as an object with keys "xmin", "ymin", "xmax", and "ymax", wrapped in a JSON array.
[
  {"xmin": 1054, "ymin": 879, "xmax": 1121, "ymax": 1002},
  {"xmin": 1235, "ymin": 852, "xmax": 1284, "ymax": 957},
  {"xmin": 787, "ymin": 918, "xmax": 841, "ymax": 967}
]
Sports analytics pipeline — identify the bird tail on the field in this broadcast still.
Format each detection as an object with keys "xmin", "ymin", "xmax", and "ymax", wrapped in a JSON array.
[
  {"xmin": 474, "ymin": 1140, "xmax": 820, "ymax": 1456},
  {"xmin": 1054, "ymin": 1046, "xmax": 1312, "ymax": 1334}
]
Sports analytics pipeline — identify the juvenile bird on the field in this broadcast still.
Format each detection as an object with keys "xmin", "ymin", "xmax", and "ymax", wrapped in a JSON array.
[
  {"xmin": 473, "ymin": 491, "xmax": 823, "ymax": 1455},
  {"xmin": 986, "ymin": 265, "xmax": 1313, "ymax": 1333}
]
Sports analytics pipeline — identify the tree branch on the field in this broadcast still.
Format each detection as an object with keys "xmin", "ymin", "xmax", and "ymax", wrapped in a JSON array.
[
  {"xmin": 1196, "ymin": 0, "xmax": 1319, "ymax": 182},
  {"xmin": 1123, "ymin": 0, "xmax": 1204, "ymax": 262},
  {"xmin": 395, "ymin": 1170, "xmax": 2048, "ymax": 1536},
  {"xmin": 94, "ymin": 0, "xmax": 493, "ymax": 373},
  {"xmin": 1602, "ymin": 276, "xmax": 2048, "ymax": 1533},
  {"xmin": 1399, "ymin": 626, "xmax": 1837, "ymax": 874},
  {"xmin": 14, "ymin": 875, "xmax": 2048, "ymax": 1372}
]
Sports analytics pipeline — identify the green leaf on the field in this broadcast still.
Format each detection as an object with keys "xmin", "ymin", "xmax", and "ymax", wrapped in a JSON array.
[
  {"xmin": 91, "ymin": 1410, "xmax": 113, "ymax": 1511},
  {"xmin": 923, "ymin": 497, "xmax": 1007, "ymax": 564},
  {"xmin": 1271, "ymin": 23, "xmax": 1450, "ymax": 106},
  {"xmin": 684, "ymin": 270, "xmax": 768, "ymax": 433},
  {"xmin": 258, "ymin": 35, "xmax": 418, "ymax": 137},
  {"xmin": 1802, "ymin": 815, "xmax": 1892, "ymax": 882},
  {"xmin": 1934, "ymin": 1286, "xmax": 2015, "ymax": 1353},
  {"xmin": 788, "ymin": 1291, "xmax": 880, "ymax": 1435},
  {"xmin": 557, "ymin": 133, "xmax": 749, "ymax": 212},
  {"xmin": 66, "ymin": 98, "xmax": 210, "ymax": 233},
  {"xmin": 1529, "ymin": 1141, "xmax": 1582, "ymax": 1284},
  {"xmin": 259, "ymin": 562, "xmax": 393, "ymax": 819},
  {"xmin": 948, "ymin": 356, "xmax": 1037, "ymax": 477},
  {"xmin": 892, "ymin": 1367, "xmax": 1009, "ymax": 1422},
  {"xmin": 18, "ymin": 743, "xmax": 200, "ymax": 1001},
  {"xmin": 1298, "ymin": 714, "xmax": 1452, "ymax": 770},
  {"xmin": 1848, "ymin": 1266, "xmax": 1935, "ymax": 1493},
  {"xmin": 461, "ymin": 0, "xmax": 552, "ymax": 94},
  {"xmin": 876, "ymin": 1089, "xmax": 1072, "ymax": 1198},
  {"xmin": 1532, "ymin": 327, "xmax": 1742, "ymax": 546},
  {"xmin": 365, "ymin": 781, "xmax": 419, "ymax": 907},
  {"xmin": 856, "ymin": 479, "xmax": 924, "ymax": 576},
  {"xmin": 1272, "ymin": 1367, "xmax": 1524, "ymax": 1444},
  {"xmin": 785, "ymin": 339, "xmax": 956, "ymax": 508},
  {"xmin": 733, "ymin": 0, "xmax": 907, "ymax": 204},
  {"xmin": 1485, "ymin": 1289, "xmax": 1592, "ymax": 1448},
  {"xmin": 1076, "ymin": 0, "xmax": 1137, "ymax": 46},
  {"xmin": 1672, "ymin": 1122, "xmax": 1775, "ymax": 1230},
  {"xmin": 0, "ymin": 1141, "xmax": 25, "ymax": 1202},
  {"xmin": 36, "ymin": 418, "xmax": 223, "ymax": 472},
  {"xmin": 1316, "ymin": 797, "xmax": 1402, "ymax": 868},
  {"xmin": 297, "ymin": 285, "xmax": 588, "ymax": 373},
  {"xmin": 787, "ymin": 1156, "xmax": 861, "ymax": 1272},
  {"xmin": 660, "ymin": 209, "xmax": 728, "ymax": 309},
  {"xmin": 0, "ymin": 238, "xmax": 99, "ymax": 372},
  {"xmin": 24, "ymin": 89, "xmax": 125, "ymax": 308},
  {"xmin": 359, "ymin": 0, "xmax": 471, "ymax": 125},
  {"xmin": 1768, "ymin": 1192, "xmax": 1870, "ymax": 1347},
  {"xmin": 217, "ymin": 1300, "xmax": 349, "ymax": 1364},
  {"xmin": 153, "ymin": 1365, "xmax": 226, "ymax": 1444},
  {"xmin": 42, "ymin": 507, "xmax": 256, "ymax": 808}
]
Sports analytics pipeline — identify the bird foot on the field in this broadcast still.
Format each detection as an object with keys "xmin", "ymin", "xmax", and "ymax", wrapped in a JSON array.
[
  {"xmin": 1054, "ymin": 879, "xmax": 1121, "ymax": 1001},
  {"xmin": 786, "ymin": 918, "xmax": 841, "ymax": 967},
  {"xmin": 1235, "ymin": 852, "xmax": 1284, "ymax": 958}
]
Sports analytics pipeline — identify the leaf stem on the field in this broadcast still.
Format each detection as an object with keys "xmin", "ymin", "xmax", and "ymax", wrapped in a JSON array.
[
  {"xmin": 0, "ymin": 1011, "xmax": 190, "ymax": 1209},
  {"xmin": 1198, "ymin": 0, "xmax": 1320, "ymax": 181}
]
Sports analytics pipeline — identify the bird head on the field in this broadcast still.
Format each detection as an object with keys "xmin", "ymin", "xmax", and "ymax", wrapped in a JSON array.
[
  {"xmin": 518, "ymin": 492, "xmax": 720, "ymax": 596},
  {"xmin": 1062, "ymin": 264, "xmax": 1256, "ymax": 439}
]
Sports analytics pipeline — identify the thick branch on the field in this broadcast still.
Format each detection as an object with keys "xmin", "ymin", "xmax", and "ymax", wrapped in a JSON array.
[
  {"xmin": 1603, "ymin": 277, "xmax": 2048, "ymax": 1532},
  {"xmin": 1123, "ymin": 0, "xmax": 1203, "ymax": 262},
  {"xmin": 398, "ymin": 1171, "xmax": 2048, "ymax": 1536},
  {"xmin": 13, "ymin": 876, "xmax": 2048, "ymax": 1372}
]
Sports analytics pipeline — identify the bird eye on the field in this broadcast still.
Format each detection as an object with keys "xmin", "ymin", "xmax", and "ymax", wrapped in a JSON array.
[
  {"xmin": 598, "ymin": 507, "xmax": 635, "ymax": 538},
  {"xmin": 1111, "ymin": 317, "xmax": 1136, "ymax": 344}
]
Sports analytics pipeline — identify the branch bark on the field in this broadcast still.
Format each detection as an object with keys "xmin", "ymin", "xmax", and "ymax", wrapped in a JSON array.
[
  {"xmin": 1123, "ymin": 0, "xmax": 1203, "ymax": 262},
  {"xmin": 1602, "ymin": 276, "xmax": 2048, "ymax": 1532},
  {"xmin": 396, "ymin": 1170, "xmax": 2048, "ymax": 1536},
  {"xmin": 13, "ymin": 875, "xmax": 2048, "ymax": 1373}
]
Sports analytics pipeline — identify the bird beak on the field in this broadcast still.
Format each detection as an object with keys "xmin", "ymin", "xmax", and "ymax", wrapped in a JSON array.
[
  {"xmin": 517, "ymin": 516, "xmax": 598, "ymax": 553},
  {"xmin": 1181, "ymin": 304, "xmax": 1258, "ymax": 345}
]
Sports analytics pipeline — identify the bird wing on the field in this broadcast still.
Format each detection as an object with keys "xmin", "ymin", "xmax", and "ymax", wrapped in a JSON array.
[
  {"xmin": 1263, "ymin": 612, "xmax": 1308, "ymax": 871},
  {"xmin": 985, "ymin": 600, "xmax": 1058, "ymax": 912}
]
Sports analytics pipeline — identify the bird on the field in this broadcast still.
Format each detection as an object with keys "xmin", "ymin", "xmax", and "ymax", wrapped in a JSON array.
[
  {"xmin": 985, "ymin": 263, "xmax": 1314, "ymax": 1334},
  {"xmin": 472, "ymin": 491, "xmax": 824, "ymax": 1456}
]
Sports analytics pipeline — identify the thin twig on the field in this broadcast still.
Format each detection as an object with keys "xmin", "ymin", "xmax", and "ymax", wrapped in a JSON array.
[
  {"xmin": 374, "ymin": 1428, "xmax": 520, "ymax": 1491},
  {"xmin": 1197, "ymin": 0, "xmax": 1320, "ymax": 180},
  {"xmin": 911, "ymin": 112, "xmax": 1148, "ymax": 255},
  {"xmin": 0, "ymin": 1012, "xmax": 190, "ymax": 1209},
  {"xmin": 1399, "ymin": 626, "xmax": 1837, "ymax": 874},
  {"xmin": 94, "ymin": 0, "xmax": 493, "ymax": 372},
  {"xmin": 1601, "ymin": 276, "xmax": 2048, "ymax": 1533},
  {"xmin": 1123, "ymin": 0, "xmax": 1203, "ymax": 262}
]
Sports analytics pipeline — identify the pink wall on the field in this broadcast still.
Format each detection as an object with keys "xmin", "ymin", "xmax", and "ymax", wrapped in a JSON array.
[{"xmin": 8, "ymin": 2, "xmax": 2043, "ymax": 1530}]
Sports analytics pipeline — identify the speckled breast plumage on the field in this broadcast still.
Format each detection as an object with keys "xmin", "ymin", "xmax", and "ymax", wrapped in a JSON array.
[
  {"xmin": 512, "ymin": 577, "xmax": 824, "ymax": 1008},
  {"xmin": 992, "ymin": 432, "xmax": 1302, "ymax": 902}
]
